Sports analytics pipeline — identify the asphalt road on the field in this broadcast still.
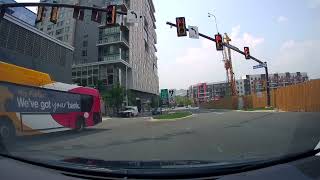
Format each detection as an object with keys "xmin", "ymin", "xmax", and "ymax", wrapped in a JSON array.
[{"xmin": 7, "ymin": 110, "xmax": 320, "ymax": 162}]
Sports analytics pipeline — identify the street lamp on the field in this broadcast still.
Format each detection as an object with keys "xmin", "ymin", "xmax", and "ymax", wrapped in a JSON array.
[{"xmin": 208, "ymin": 12, "xmax": 219, "ymax": 34}]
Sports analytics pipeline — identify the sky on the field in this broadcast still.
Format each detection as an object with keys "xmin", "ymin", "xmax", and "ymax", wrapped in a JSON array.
[{"xmin": 16, "ymin": 0, "xmax": 320, "ymax": 89}]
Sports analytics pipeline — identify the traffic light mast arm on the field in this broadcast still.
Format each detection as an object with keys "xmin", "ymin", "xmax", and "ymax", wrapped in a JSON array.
[
  {"xmin": 167, "ymin": 22, "xmax": 215, "ymax": 42},
  {"xmin": 166, "ymin": 21, "xmax": 264, "ymax": 64},
  {"xmin": 0, "ymin": 3, "xmax": 128, "ymax": 14},
  {"xmin": 166, "ymin": 21, "xmax": 271, "ymax": 107}
]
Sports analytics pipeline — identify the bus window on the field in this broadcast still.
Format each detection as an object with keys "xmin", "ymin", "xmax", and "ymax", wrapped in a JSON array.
[{"xmin": 81, "ymin": 95, "xmax": 93, "ymax": 112}]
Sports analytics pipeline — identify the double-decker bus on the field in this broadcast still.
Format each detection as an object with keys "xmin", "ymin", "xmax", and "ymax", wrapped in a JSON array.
[{"xmin": 0, "ymin": 61, "xmax": 102, "ymax": 142}]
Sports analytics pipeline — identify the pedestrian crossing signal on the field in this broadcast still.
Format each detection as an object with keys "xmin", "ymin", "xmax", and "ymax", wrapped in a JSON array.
[
  {"xmin": 215, "ymin": 34, "xmax": 223, "ymax": 51},
  {"xmin": 244, "ymin": 47, "xmax": 250, "ymax": 59},
  {"xmin": 176, "ymin": 17, "xmax": 187, "ymax": 37}
]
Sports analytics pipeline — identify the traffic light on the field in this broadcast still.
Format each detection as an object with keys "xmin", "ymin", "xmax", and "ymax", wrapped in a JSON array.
[
  {"xmin": 244, "ymin": 47, "xmax": 250, "ymax": 59},
  {"xmin": 35, "ymin": 6, "xmax": 45, "ymax": 23},
  {"xmin": 106, "ymin": 5, "xmax": 116, "ymax": 25},
  {"xmin": 91, "ymin": 6, "xmax": 102, "ymax": 23},
  {"xmin": 73, "ymin": 4, "xmax": 84, "ymax": 21},
  {"xmin": 215, "ymin": 33, "xmax": 223, "ymax": 51},
  {"xmin": 176, "ymin": 17, "xmax": 187, "ymax": 37},
  {"xmin": 50, "ymin": 6, "xmax": 59, "ymax": 24}
]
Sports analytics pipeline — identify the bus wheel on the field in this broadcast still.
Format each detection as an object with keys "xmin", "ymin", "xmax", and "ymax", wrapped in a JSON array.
[
  {"xmin": 0, "ymin": 118, "xmax": 16, "ymax": 143},
  {"xmin": 75, "ymin": 117, "xmax": 85, "ymax": 132}
]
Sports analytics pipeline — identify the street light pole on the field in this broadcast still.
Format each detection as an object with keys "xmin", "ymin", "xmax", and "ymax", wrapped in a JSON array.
[{"xmin": 208, "ymin": 12, "xmax": 219, "ymax": 34}]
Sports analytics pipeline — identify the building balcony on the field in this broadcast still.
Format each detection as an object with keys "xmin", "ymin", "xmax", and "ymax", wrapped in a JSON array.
[
  {"xmin": 72, "ymin": 55, "xmax": 131, "ymax": 69},
  {"xmin": 105, "ymin": 0, "xmax": 130, "ymax": 10},
  {"xmin": 97, "ymin": 35, "xmax": 129, "ymax": 48}
]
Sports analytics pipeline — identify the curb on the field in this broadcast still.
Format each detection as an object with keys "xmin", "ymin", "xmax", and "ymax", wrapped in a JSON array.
[{"xmin": 149, "ymin": 114, "xmax": 194, "ymax": 122}]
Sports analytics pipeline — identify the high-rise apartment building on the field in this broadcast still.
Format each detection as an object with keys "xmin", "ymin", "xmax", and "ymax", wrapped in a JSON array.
[
  {"xmin": 35, "ymin": 0, "xmax": 159, "ymax": 104},
  {"xmin": 244, "ymin": 72, "xmax": 308, "ymax": 93},
  {"xmin": 36, "ymin": 0, "xmax": 77, "ymax": 45}
]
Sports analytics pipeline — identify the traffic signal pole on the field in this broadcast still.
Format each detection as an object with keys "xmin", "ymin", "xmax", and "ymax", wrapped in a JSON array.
[
  {"xmin": 0, "ymin": 3, "xmax": 128, "ymax": 15},
  {"xmin": 166, "ymin": 21, "xmax": 271, "ymax": 107}
]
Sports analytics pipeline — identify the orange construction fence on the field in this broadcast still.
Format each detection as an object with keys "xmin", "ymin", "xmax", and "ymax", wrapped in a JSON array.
[{"xmin": 201, "ymin": 80, "xmax": 320, "ymax": 112}]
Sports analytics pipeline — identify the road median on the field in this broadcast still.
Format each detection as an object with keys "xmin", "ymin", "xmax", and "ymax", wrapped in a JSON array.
[{"xmin": 150, "ymin": 112, "xmax": 193, "ymax": 122}]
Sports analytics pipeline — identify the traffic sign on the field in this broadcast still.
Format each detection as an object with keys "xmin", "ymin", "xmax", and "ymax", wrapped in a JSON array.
[
  {"xmin": 188, "ymin": 26, "xmax": 199, "ymax": 39},
  {"xmin": 168, "ymin": 89, "xmax": 176, "ymax": 104},
  {"xmin": 160, "ymin": 89, "xmax": 168, "ymax": 99},
  {"xmin": 253, "ymin": 63, "xmax": 267, "ymax": 69}
]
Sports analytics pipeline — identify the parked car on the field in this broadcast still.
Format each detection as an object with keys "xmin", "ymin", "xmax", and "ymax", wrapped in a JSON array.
[
  {"xmin": 119, "ymin": 106, "xmax": 139, "ymax": 117},
  {"xmin": 152, "ymin": 108, "xmax": 163, "ymax": 115}
]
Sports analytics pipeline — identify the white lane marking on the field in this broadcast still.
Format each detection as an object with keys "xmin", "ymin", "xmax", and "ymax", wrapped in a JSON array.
[
  {"xmin": 213, "ymin": 112, "xmax": 224, "ymax": 115},
  {"xmin": 217, "ymin": 146, "xmax": 223, "ymax": 153},
  {"xmin": 315, "ymin": 141, "xmax": 320, "ymax": 156}
]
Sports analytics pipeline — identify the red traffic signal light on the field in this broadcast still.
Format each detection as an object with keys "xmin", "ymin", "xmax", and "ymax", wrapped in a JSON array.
[
  {"xmin": 176, "ymin": 17, "xmax": 187, "ymax": 37},
  {"xmin": 215, "ymin": 34, "xmax": 223, "ymax": 51},
  {"xmin": 244, "ymin": 47, "xmax": 250, "ymax": 59},
  {"xmin": 106, "ymin": 5, "xmax": 116, "ymax": 25},
  {"xmin": 50, "ymin": 6, "xmax": 59, "ymax": 24}
]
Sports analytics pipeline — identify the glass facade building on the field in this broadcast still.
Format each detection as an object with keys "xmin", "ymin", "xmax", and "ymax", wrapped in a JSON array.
[{"xmin": 0, "ymin": 0, "xmax": 36, "ymax": 26}]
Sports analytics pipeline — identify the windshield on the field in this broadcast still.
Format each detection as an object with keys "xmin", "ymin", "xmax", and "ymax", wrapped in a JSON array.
[{"xmin": 0, "ymin": 0, "xmax": 320, "ymax": 172}]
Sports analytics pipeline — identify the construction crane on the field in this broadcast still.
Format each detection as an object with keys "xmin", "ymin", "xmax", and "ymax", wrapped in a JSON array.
[{"xmin": 222, "ymin": 33, "xmax": 237, "ymax": 96}]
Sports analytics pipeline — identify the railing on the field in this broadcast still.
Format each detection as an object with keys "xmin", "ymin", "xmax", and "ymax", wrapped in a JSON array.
[
  {"xmin": 97, "ymin": 35, "xmax": 129, "ymax": 46},
  {"xmin": 105, "ymin": 0, "xmax": 130, "ymax": 9},
  {"xmin": 100, "ymin": 54, "xmax": 129, "ymax": 62}
]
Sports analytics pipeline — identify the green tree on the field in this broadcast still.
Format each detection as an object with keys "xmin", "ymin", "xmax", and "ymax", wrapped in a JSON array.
[
  {"xmin": 102, "ymin": 83, "xmax": 125, "ymax": 115},
  {"xmin": 151, "ymin": 96, "xmax": 160, "ymax": 108},
  {"xmin": 176, "ymin": 96, "xmax": 193, "ymax": 106},
  {"xmin": 127, "ymin": 90, "xmax": 137, "ymax": 106}
]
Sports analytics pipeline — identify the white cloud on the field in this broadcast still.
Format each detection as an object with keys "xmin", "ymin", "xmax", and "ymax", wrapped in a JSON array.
[
  {"xmin": 271, "ymin": 40, "xmax": 320, "ymax": 79},
  {"xmin": 159, "ymin": 39, "xmax": 226, "ymax": 89},
  {"xmin": 307, "ymin": 0, "xmax": 320, "ymax": 8},
  {"xmin": 229, "ymin": 25, "xmax": 265, "ymax": 49},
  {"xmin": 277, "ymin": 16, "xmax": 288, "ymax": 23}
]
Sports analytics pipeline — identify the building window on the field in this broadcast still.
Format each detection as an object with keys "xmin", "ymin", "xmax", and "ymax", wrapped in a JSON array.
[
  {"xmin": 65, "ymin": 19, "xmax": 70, "ymax": 25},
  {"xmin": 84, "ymin": 34, "xmax": 88, "ymax": 38},
  {"xmin": 108, "ymin": 75, "xmax": 114, "ymax": 85},
  {"xmin": 57, "ymin": 36, "xmax": 63, "ymax": 41},
  {"xmin": 40, "ymin": 28, "xmax": 43, "ymax": 31},
  {"xmin": 56, "ymin": 28, "xmax": 63, "ymax": 35},
  {"xmin": 47, "ymin": 24, "xmax": 54, "ymax": 31},
  {"xmin": 57, "ymin": 21, "xmax": 64, "ymax": 27},
  {"xmin": 82, "ymin": 50, "xmax": 87, "ymax": 57},
  {"xmin": 83, "ymin": 40, "xmax": 88, "ymax": 47},
  {"xmin": 65, "ymin": 26, "xmax": 70, "ymax": 32},
  {"xmin": 64, "ymin": 35, "xmax": 69, "ymax": 41},
  {"xmin": 59, "ymin": 12, "xmax": 64, "ymax": 18},
  {"xmin": 48, "ymin": 31, "xmax": 54, "ymax": 36}
]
